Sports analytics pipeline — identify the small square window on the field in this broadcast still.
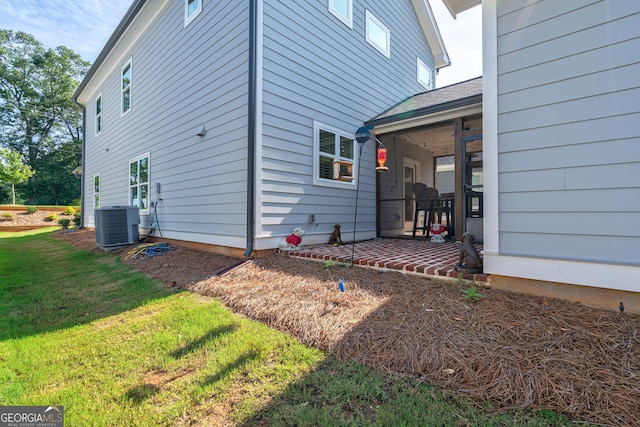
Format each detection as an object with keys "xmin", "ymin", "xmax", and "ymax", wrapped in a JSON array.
[
  {"xmin": 417, "ymin": 57, "xmax": 433, "ymax": 90},
  {"xmin": 328, "ymin": 0, "xmax": 352, "ymax": 28},
  {"xmin": 366, "ymin": 10, "xmax": 390, "ymax": 58},
  {"xmin": 185, "ymin": 0, "xmax": 202, "ymax": 27}
]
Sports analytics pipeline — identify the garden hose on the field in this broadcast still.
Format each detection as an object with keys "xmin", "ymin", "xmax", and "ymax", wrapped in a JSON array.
[{"xmin": 125, "ymin": 242, "xmax": 175, "ymax": 261}]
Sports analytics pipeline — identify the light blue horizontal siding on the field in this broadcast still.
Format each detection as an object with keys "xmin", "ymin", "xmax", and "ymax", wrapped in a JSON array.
[
  {"xmin": 496, "ymin": 0, "xmax": 640, "ymax": 265},
  {"xmin": 497, "ymin": 113, "xmax": 640, "ymax": 153},
  {"xmin": 260, "ymin": 0, "xmax": 434, "ymax": 238},
  {"xmin": 499, "ymin": 138, "xmax": 640, "ymax": 173},
  {"xmin": 82, "ymin": 1, "xmax": 250, "ymax": 244},
  {"xmin": 500, "ymin": 233, "xmax": 639, "ymax": 265}
]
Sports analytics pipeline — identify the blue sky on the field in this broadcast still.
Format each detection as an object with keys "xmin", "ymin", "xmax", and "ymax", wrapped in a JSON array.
[
  {"xmin": 0, "ymin": 0, "xmax": 481, "ymax": 87},
  {"xmin": 0, "ymin": 0, "xmax": 133, "ymax": 61}
]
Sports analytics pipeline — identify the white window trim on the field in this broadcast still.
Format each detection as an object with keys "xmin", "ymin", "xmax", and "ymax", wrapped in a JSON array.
[
  {"xmin": 313, "ymin": 121, "xmax": 357, "ymax": 188},
  {"xmin": 128, "ymin": 152, "xmax": 151, "ymax": 214},
  {"xmin": 328, "ymin": 0, "xmax": 353, "ymax": 28},
  {"xmin": 365, "ymin": 10, "xmax": 390, "ymax": 59},
  {"xmin": 417, "ymin": 57, "xmax": 433, "ymax": 90},
  {"xmin": 93, "ymin": 173, "xmax": 100, "ymax": 209},
  {"xmin": 184, "ymin": 0, "xmax": 202, "ymax": 27},
  {"xmin": 121, "ymin": 58, "xmax": 132, "ymax": 117},
  {"xmin": 95, "ymin": 92, "xmax": 102, "ymax": 136}
]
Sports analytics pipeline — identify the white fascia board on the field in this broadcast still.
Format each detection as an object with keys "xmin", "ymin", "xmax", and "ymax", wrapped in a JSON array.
[
  {"xmin": 75, "ymin": 0, "xmax": 170, "ymax": 105},
  {"xmin": 411, "ymin": 0, "xmax": 451, "ymax": 70},
  {"xmin": 441, "ymin": 0, "xmax": 481, "ymax": 18},
  {"xmin": 372, "ymin": 103, "xmax": 482, "ymax": 134}
]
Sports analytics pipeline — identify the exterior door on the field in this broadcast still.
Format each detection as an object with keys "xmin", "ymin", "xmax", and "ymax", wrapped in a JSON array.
[
  {"xmin": 462, "ymin": 136, "xmax": 483, "ymax": 240},
  {"xmin": 403, "ymin": 158, "xmax": 420, "ymax": 233}
]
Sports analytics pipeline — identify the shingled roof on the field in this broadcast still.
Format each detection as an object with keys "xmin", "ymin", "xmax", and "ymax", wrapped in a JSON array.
[{"xmin": 367, "ymin": 76, "xmax": 482, "ymax": 126}]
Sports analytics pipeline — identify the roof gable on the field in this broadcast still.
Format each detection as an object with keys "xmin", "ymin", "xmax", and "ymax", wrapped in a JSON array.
[{"xmin": 411, "ymin": 0, "xmax": 450, "ymax": 70}]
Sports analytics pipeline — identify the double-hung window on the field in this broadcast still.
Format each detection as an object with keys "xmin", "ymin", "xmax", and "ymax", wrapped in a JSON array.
[
  {"xmin": 121, "ymin": 59, "xmax": 132, "ymax": 115},
  {"xmin": 365, "ymin": 10, "xmax": 390, "ymax": 58},
  {"xmin": 93, "ymin": 174, "xmax": 100, "ymax": 208},
  {"xmin": 95, "ymin": 93, "xmax": 102, "ymax": 135},
  {"xmin": 328, "ymin": 0, "xmax": 352, "ymax": 28},
  {"xmin": 314, "ymin": 121, "xmax": 355, "ymax": 187},
  {"xmin": 185, "ymin": 0, "xmax": 202, "ymax": 26},
  {"xmin": 129, "ymin": 154, "xmax": 149, "ymax": 212}
]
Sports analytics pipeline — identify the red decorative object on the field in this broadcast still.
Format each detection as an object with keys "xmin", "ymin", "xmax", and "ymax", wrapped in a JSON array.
[{"xmin": 376, "ymin": 146, "xmax": 388, "ymax": 171}]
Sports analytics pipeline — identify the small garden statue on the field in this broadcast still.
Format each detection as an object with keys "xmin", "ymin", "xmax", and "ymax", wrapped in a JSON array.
[
  {"xmin": 454, "ymin": 232, "xmax": 483, "ymax": 274},
  {"xmin": 279, "ymin": 227, "xmax": 305, "ymax": 251},
  {"xmin": 429, "ymin": 223, "xmax": 446, "ymax": 243},
  {"xmin": 328, "ymin": 224, "xmax": 342, "ymax": 246}
]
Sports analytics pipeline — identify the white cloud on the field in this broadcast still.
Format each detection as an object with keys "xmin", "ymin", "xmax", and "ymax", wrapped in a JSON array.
[
  {"xmin": 0, "ymin": 0, "xmax": 132, "ymax": 61},
  {"xmin": 429, "ymin": 0, "xmax": 483, "ymax": 88}
]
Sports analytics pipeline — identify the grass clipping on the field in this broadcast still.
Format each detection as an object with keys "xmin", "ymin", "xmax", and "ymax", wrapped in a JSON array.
[{"xmin": 192, "ymin": 255, "xmax": 640, "ymax": 426}]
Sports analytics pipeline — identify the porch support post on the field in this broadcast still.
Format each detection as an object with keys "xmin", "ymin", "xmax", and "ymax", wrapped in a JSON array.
[{"xmin": 454, "ymin": 117, "xmax": 464, "ymax": 241}]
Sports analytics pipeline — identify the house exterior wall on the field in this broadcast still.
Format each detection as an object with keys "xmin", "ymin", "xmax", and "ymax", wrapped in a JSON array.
[
  {"xmin": 79, "ymin": 1, "xmax": 251, "ymax": 249},
  {"xmin": 256, "ymin": 0, "xmax": 436, "ymax": 249},
  {"xmin": 483, "ymin": 0, "xmax": 640, "ymax": 294}
]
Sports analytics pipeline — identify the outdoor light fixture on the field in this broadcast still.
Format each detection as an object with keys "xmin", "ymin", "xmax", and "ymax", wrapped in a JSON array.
[{"xmin": 197, "ymin": 125, "xmax": 207, "ymax": 137}]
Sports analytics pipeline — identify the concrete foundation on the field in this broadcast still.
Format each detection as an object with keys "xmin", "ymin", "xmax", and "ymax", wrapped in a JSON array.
[{"xmin": 489, "ymin": 275, "xmax": 640, "ymax": 315}]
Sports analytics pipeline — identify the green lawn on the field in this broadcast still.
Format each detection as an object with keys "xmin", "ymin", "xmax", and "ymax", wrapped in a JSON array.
[{"xmin": 0, "ymin": 230, "xmax": 570, "ymax": 426}]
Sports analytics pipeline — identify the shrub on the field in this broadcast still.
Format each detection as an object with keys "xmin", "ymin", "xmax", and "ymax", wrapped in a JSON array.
[
  {"xmin": 72, "ymin": 212, "xmax": 81, "ymax": 225},
  {"xmin": 26, "ymin": 206, "xmax": 38, "ymax": 214},
  {"xmin": 58, "ymin": 218, "xmax": 71, "ymax": 229},
  {"xmin": 45, "ymin": 213, "xmax": 58, "ymax": 222},
  {"xmin": 1, "ymin": 212, "xmax": 14, "ymax": 221},
  {"xmin": 63, "ymin": 206, "xmax": 77, "ymax": 215}
]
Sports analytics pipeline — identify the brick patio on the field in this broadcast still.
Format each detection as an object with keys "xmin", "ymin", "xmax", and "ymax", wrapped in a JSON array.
[{"xmin": 276, "ymin": 238, "xmax": 487, "ymax": 282}]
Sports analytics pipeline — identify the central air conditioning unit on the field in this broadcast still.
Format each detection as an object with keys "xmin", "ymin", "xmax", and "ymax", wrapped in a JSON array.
[{"xmin": 94, "ymin": 206, "xmax": 140, "ymax": 249}]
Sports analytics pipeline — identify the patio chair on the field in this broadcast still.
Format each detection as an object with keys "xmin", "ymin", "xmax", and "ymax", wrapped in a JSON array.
[{"xmin": 411, "ymin": 183, "xmax": 449, "ymax": 238}]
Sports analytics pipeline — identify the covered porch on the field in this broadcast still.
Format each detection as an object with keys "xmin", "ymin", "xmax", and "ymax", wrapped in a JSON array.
[{"xmin": 369, "ymin": 77, "xmax": 483, "ymax": 243}]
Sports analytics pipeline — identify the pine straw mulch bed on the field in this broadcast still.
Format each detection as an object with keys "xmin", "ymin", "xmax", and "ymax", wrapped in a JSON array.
[{"xmin": 55, "ymin": 229, "xmax": 640, "ymax": 426}]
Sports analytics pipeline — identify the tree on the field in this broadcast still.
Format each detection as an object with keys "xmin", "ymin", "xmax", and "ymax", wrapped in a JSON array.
[
  {"xmin": 0, "ymin": 30, "xmax": 89, "ymax": 204},
  {"xmin": 0, "ymin": 148, "xmax": 34, "ymax": 204}
]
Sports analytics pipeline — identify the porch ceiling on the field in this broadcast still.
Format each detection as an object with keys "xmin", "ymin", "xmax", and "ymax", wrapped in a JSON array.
[
  {"xmin": 388, "ymin": 122, "xmax": 454, "ymax": 157},
  {"xmin": 378, "ymin": 114, "xmax": 482, "ymax": 157}
]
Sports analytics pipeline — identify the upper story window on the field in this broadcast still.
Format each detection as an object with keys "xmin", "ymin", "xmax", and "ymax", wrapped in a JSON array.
[
  {"xmin": 366, "ymin": 10, "xmax": 390, "ymax": 58},
  {"xmin": 185, "ymin": 0, "xmax": 202, "ymax": 27},
  {"xmin": 129, "ymin": 153, "xmax": 150, "ymax": 213},
  {"xmin": 95, "ymin": 93, "xmax": 102, "ymax": 135},
  {"xmin": 121, "ymin": 59, "xmax": 132, "ymax": 116},
  {"xmin": 329, "ymin": 0, "xmax": 352, "ymax": 28},
  {"xmin": 313, "ymin": 121, "xmax": 356, "ymax": 187},
  {"xmin": 417, "ymin": 57, "xmax": 433, "ymax": 90}
]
